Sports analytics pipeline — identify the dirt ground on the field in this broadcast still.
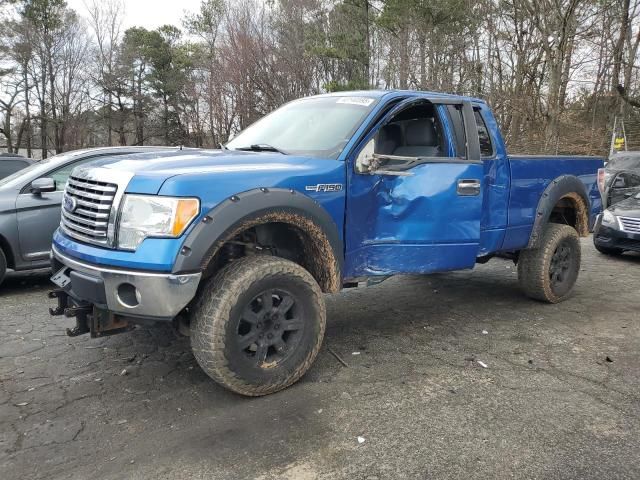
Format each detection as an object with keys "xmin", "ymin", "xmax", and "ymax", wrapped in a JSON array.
[{"xmin": 1, "ymin": 238, "xmax": 639, "ymax": 480}]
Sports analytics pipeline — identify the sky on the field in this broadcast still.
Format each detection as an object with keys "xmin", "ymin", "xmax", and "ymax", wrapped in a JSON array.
[{"xmin": 66, "ymin": 0, "xmax": 204, "ymax": 29}]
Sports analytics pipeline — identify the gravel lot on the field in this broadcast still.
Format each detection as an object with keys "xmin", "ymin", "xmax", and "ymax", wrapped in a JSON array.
[{"xmin": 1, "ymin": 238, "xmax": 639, "ymax": 480}]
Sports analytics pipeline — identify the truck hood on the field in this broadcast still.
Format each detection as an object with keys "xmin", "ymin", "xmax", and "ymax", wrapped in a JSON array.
[{"xmin": 86, "ymin": 149, "xmax": 320, "ymax": 195}]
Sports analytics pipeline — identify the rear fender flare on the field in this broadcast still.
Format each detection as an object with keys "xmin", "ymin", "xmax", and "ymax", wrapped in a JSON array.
[{"xmin": 527, "ymin": 175, "xmax": 590, "ymax": 249}]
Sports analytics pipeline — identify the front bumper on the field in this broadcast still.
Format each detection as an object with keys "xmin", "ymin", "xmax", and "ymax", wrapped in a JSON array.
[
  {"xmin": 51, "ymin": 246, "xmax": 201, "ymax": 320},
  {"xmin": 593, "ymin": 216, "xmax": 640, "ymax": 253}
]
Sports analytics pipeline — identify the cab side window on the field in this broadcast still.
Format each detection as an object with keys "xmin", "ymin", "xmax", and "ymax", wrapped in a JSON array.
[
  {"xmin": 474, "ymin": 108, "xmax": 494, "ymax": 157},
  {"xmin": 374, "ymin": 103, "xmax": 448, "ymax": 158},
  {"xmin": 48, "ymin": 163, "xmax": 80, "ymax": 191},
  {"xmin": 38, "ymin": 156, "xmax": 102, "ymax": 191}
]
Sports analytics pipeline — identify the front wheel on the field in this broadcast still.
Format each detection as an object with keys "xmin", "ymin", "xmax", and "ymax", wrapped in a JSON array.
[
  {"xmin": 191, "ymin": 256, "xmax": 326, "ymax": 396},
  {"xmin": 517, "ymin": 224, "xmax": 581, "ymax": 303}
]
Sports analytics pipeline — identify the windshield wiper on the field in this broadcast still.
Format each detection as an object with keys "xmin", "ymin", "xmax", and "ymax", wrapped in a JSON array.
[{"xmin": 235, "ymin": 144, "xmax": 288, "ymax": 155}]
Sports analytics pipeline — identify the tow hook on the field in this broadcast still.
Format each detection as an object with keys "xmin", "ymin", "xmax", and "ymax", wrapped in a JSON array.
[
  {"xmin": 64, "ymin": 305, "xmax": 92, "ymax": 337},
  {"xmin": 48, "ymin": 289, "xmax": 131, "ymax": 337},
  {"xmin": 48, "ymin": 289, "xmax": 68, "ymax": 316},
  {"xmin": 48, "ymin": 289, "xmax": 90, "ymax": 336}
]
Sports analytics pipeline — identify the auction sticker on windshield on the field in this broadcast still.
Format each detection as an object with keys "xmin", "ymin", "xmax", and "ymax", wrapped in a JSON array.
[{"xmin": 336, "ymin": 97, "xmax": 375, "ymax": 107}]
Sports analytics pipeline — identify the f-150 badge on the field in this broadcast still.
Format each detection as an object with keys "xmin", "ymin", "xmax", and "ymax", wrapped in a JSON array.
[{"xmin": 305, "ymin": 184, "xmax": 343, "ymax": 192}]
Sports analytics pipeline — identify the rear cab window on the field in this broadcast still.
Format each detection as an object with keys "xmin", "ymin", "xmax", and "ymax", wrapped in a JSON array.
[
  {"xmin": 473, "ymin": 108, "xmax": 495, "ymax": 158},
  {"xmin": 445, "ymin": 105, "xmax": 466, "ymax": 158}
]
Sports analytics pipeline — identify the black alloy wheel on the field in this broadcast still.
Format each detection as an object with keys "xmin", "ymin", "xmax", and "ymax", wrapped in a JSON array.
[
  {"xmin": 517, "ymin": 223, "xmax": 581, "ymax": 303},
  {"xmin": 549, "ymin": 240, "xmax": 573, "ymax": 294},
  {"xmin": 236, "ymin": 289, "xmax": 304, "ymax": 368},
  {"xmin": 191, "ymin": 255, "xmax": 326, "ymax": 396}
]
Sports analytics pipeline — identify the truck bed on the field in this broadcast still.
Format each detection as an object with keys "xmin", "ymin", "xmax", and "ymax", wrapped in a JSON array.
[{"xmin": 501, "ymin": 155, "xmax": 604, "ymax": 251}]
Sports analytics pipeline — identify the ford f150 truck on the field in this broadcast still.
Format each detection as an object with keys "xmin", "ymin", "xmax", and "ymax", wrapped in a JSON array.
[{"xmin": 48, "ymin": 90, "xmax": 603, "ymax": 396}]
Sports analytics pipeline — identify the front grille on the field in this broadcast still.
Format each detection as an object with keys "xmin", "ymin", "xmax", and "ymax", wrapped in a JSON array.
[
  {"xmin": 60, "ymin": 175, "xmax": 117, "ymax": 246},
  {"xmin": 620, "ymin": 216, "xmax": 640, "ymax": 234}
]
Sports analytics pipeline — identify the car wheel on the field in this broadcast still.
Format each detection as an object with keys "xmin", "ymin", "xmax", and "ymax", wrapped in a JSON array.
[
  {"xmin": 0, "ymin": 248, "xmax": 6, "ymax": 287},
  {"xmin": 594, "ymin": 244, "xmax": 623, "ymax": 256},
  {"xmin": 191, "ymin": 255, "xmax": 326, "ymax": 396},
  {"xmin": 517, "ymin": 224, "xmax": 581, "ymax": 303}
]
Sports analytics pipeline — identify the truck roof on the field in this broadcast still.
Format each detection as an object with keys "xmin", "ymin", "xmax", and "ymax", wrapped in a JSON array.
[{"xmin": 312, "ymin": 89, "xmax": 487, "ymax": 105}]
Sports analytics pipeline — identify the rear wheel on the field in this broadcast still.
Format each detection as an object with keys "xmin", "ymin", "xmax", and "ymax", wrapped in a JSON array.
[
  {"xmin": 0, "ymin": 248, "xmax": 6, "ymax": 287},
  {"xmin": 191, "ymin": 256, "xmax": 326, "ymax": 396},
  {"xmin": 517, "ymin": 224, "xmax": 581, "ymax": 303}
]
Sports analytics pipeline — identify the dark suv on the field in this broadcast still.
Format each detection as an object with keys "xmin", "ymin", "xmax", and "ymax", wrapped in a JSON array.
[
  {"xmin": 599, "ymin": 152, "xmax": 640, "ymax": 208},
  {"xmin": 0, "ymin": 154, "xmax": 33, "ymax": 180},
  {"xmin": 593, "ymin": 192, "xmax": 640, "ymax": 256}
]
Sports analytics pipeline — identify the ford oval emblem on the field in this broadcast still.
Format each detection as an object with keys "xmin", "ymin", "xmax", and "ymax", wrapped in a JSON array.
[{"xmin": 63, "ymin": 194, "xmax": 77, "ymax": 213}]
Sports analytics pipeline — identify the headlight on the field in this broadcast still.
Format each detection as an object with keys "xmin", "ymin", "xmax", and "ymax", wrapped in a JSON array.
[
  {"xmin": 117, "ymin": 195, "xmax": 200, "ymax": 250},
  {"xmin": 601, "ymin": 210, "xmax": 619, "ymax": 229}
]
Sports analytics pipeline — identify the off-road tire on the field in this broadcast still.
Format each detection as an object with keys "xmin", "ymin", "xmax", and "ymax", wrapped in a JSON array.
[
  {"xmin": 517, "ymin": 224, "xmax": 581, "ymax": 303},
  {"xmin": 594, "ymin": 244, "xmax": 623, "ymax": 256},
  {"xmin": 0, "ymin": 248, "xmax": 6, "ymax": 287},
  {"xmin": 191, "ymin": 256, "xmax": 326, "ymax": 396}
]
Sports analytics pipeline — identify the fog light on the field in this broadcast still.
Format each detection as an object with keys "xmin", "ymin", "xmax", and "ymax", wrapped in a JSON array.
[{"xmin": 116, "ymin": 283, "xmax": 140, "ymax": 308}]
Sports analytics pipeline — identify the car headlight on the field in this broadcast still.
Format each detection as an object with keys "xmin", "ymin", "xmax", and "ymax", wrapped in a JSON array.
[
  {"xmin": 117, "ymin": 195, "xmax": 200, "ymax": 250},
  {"xmin": 601, "ymin": 210, "xmax": 619, "ymax": 229}
]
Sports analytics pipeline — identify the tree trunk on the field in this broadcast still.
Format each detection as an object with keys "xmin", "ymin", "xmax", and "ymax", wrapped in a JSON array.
[
  {"xmin": 398, "ymin": 26, "xmax": 409, "ymax": 89},
  {"xmin": 40, "ymin": 65, "xmax": 47, "ymax": 159},
  {"xmin": 22, "ymin": 62, "xmax": 32, "ymax": 158},
  {"xmin": 419, "ymin": 31, "xmax": 427, "ymax": 89}
]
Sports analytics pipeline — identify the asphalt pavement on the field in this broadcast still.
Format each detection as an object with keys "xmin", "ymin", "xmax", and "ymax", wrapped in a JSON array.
[{"xmin": 1, "ymin": 238, "xmax": 639, "ymax": 480}]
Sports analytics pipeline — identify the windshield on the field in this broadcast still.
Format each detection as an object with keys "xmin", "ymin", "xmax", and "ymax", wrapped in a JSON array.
[
  {"xmin": 0, "ymin": 151, "xmax": 79, "ymax": 189},
  {"xmin": 608, "ymin": 152, "xmax": 640, "ymax": 171},
  {"xmin": 226, "ymin": 96, "xmax": 377, "ymax": 159}
]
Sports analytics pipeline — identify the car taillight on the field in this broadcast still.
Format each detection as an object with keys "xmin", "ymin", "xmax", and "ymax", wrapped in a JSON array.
[{"xmin": 597, "ymin": 168, "xmax": 606, "ymax": 196}]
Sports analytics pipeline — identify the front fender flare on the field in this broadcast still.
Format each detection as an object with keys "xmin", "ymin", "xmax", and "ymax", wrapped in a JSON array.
[
  {"xmin": 172, "ymin": 188, "xmax": 343, "ymax": 292},
  {"xmin": 527, "ymin": 175, "xmax": 590, "ymax": 249}
]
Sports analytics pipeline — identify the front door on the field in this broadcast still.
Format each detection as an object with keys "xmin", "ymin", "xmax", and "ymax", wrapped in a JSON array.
[
  {"xmin": 345, "ymin": 98, "xmax": 483, "ymax": 277},
  {"xmin": 15, "ymin": 188, "xmax": 63, "ymax": 262},
  {"xmin": 15, "ymin": 157, "xmax": 97, "ymax": 262}
]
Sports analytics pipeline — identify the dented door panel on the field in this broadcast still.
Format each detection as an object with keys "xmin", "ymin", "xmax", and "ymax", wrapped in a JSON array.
[
  {"xmin": 346, "ymin": 162, "xmax": 483, "ymax": 276},
  {"xmin": 344, "ymin": 97, "xmax": 483, "ymax": 278}
]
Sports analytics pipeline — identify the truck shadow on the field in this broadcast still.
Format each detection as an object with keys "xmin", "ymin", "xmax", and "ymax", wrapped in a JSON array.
[
  {"xmin": 0, "ymin": 271, "xmax": 51, "ymax": 296},
  {"xmin": 597, "ymin": 251, "xmax": 640, "ymax": 263}
]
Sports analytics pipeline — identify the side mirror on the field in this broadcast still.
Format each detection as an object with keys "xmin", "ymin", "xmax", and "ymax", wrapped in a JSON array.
[
  {"xmin": 355, "ymin": 138, "xmax": 415, "ymax": 177},
  {"xmin": 355, "ymin": 138, "xmax": 378, "ymax": 174},
  {"xmin": 31, "ymin": 177, "xmax": 56, "ymax": 195},
  {"xmin": 613, "ymin": 177, "xmax": 626, "ymax": 188}
]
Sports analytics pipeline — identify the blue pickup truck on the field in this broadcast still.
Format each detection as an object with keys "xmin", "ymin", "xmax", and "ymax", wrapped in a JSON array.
[{"xmin": 48, "ymin": 90, "xmax": 603, "ymax": 396}]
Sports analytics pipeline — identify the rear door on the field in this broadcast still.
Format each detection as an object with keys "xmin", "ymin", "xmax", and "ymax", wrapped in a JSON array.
[{"xmin": 345, "ymin": 97, "xmax": 483, "ymax": 277}]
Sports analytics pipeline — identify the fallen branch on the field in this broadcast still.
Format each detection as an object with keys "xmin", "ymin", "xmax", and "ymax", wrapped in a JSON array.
[
  {"xmin": 616, "ymin": 84, "xmax": 640, "ymax": 109},
  {"xmin": 327, "ymin": 346, "xmax": 349, "ymax": 368}
]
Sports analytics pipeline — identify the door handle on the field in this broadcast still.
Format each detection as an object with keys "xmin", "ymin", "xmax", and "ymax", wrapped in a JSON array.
[{"xmin": 457, "ymin": 179, "xmax": 481, "ymax": 196}]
